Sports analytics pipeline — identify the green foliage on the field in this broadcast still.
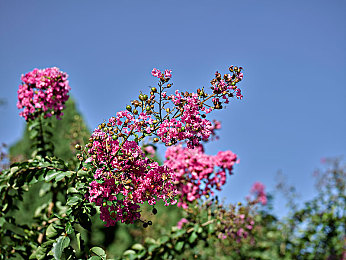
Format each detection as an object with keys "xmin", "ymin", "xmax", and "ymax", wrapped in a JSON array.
[{"xmin": 10, "ymin": 97, "xmax": 90, "ymax": 169}]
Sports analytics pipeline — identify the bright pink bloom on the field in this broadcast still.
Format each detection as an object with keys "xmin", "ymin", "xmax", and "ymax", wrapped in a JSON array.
[
  {"xmin": 17, "ymin": 67, "xmax": 70, "ymax": 121},
  {"xmin": 165, "ymin": 144, "xmax": 238, "ymax": 208},
  {"xmin": 164, "ymin": 69, "xmax": 172, "ymax": 78},
  {"xmin": 151, "ymin": 68, "xmax": 162, "ymax": 78},
  {"xmin": 85, "ymin": 113, "xmax": 177, "ymax": 226}
]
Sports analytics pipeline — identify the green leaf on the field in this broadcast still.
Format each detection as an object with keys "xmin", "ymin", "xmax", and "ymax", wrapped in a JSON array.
[
  {"xmin": 52, "ymin": 236, "xmax": 70, "ymax": 260},
  {"xmin": 88, "ymin": 256, "xmax": 102, "ymax": 260},
  {"xmin": 148, "ymin": 244, "xmax": 159, "ymax": 253},
  {"xmin": 189, "ymin": 232, "xmax": 198, "ymax": 243},
  {"xmin": 55, "ymin": 171, "xmax": 68, "ymax": 181},
  {"xmin": 29, "ymin": 129, "xmax": 39, "ymax": 139},
  {"xmin": 29, "ymin": 246, "xmax": 47, "ymax": 260},
  {"xmin": 67, "ymin": 187, "xmax": 78, "ymax": 194},
  {"xmin": 159, "ymin": 236, "xmax": 169, "ymax": 244},
  {"xmin": 28, "ymin": 121, "xmax": 40, "ymax": 131},
  {"xmin": 175, "ymin": 241, "xmax": 184, "ymax": 251},
  {"xmin": 45, "ymin": 170, "xmax": 61, "ymax": 182},
  {"xmin": 208, "ymin": 224, "xmax": 214, "ymax": 234},
  {"xmin": 46, "ymin": 224, "xmax": 59, "ymax": 239},
  {"xmin": 144, "ymin": 237, "xmax": 157, "ymax": 245},
  {"xmin": 123, "ymin": 249, "xmax": 136, "ymax": 256},
  {"xmin": 66, "ymin": 195, "xmax": 82, "ymax": 206},
  {"xmin": 76, "ymin": 233, "xmax": 81, "ymax": 252},
  {"xmin": 132, "ymin": 243, "xmax": 145, "ymax": 251},
  {"xmin": 90, "ymin": 247, "xmax": 106, "ymax": 258},
  {"xmin": 65, "ymin": 222, "xmax": 74, "ymax": 235}
]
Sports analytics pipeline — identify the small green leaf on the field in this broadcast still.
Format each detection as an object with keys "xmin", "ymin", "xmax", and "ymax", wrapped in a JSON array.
[
  {"xmin": 189, "ymin": 232, "xmax": 198, "ymax": 243},
  {"xmin": 67, "ymin": 187, "xmax": 78, "ymax": 194},
  {"xmin": 144, "ymin": 237, "xmax": 157, "ymax": 245},
  {"xmin": 90, "ymin": 247, "xmax": 106, "ymax": 258},
  {"xmin": 132, "ymin": 243, "xmax": 145, "ymax": 251},
  {"xmin": 67, "ymin": 195, "xmax": 82, "ymax": 206},
  {"xmin": 45, "ymin": 170, "xmax": 61, "ymax": 182},
  {"xmin": 123, "ymin": 249, "xmax": 136, "ymax": 256},
  {"xmin": 175, "ymin": 241, "xmax": 184, "ymax": 251},
  {"xmin": 52, "ymin": 236, "xmax": 70, "ymax": 260},
  {"xmin": 148, "ymin": 244, "xmax": 159, "ymax": 253},
  {"xmin": 29, "ymin": 246, "xmax": 47, "ymax": 260},
  {"xmin": 159, "ymin": 236, "xmax": 169, "ymax": 244},
  {"xmin": 65, "ymin": 222, "xmax": 74, "ymax": 235},
  {"xmin": 76, "ymin": 232, "xmax": 81, "ymax": 251},
  {"xmin": 46, "ymin": 224, "xmax": 59, "ymax": 239}
]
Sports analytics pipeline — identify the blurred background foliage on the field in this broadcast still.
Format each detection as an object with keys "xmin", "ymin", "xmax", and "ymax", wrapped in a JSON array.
[{"xmin": 6, "ymin": 98, "xmax": 345, "ymax": 259}]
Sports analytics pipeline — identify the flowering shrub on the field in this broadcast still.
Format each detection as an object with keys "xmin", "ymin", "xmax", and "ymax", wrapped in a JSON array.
[
  {"xmin": 1, "ymin": 65, "xmax": 252, "ymax": 259},
  {"xmin": 17, "ymin": 67, "xmax": 70, "ymax": 121},
  {"xmin": 80, "ymin": 66, "xmax": 244, "ymax": 225},
  {"xmin": 165, "ymin": 144, "xmax": 238, "ymax": 208}
]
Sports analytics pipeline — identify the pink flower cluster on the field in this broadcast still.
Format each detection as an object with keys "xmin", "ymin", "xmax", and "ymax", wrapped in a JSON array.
[
  {"xmin": 250, "ymin": 182, "xmax": 267, "ymax": 205},
  {"xmin": 17, "ymin": 67, "xmax": 70, "ymax": 121},
  {"xmin": 210, "ymin": 67, "xmax": 244, "ymax": 107},
  {"xmin": 152, "ymin": 68, "xmax": 172, "ymax": 79},
  {"xmin": 83, "ymin": 67, "xmax": 245, "ymax": 225},
  {"xmin": 85, "ymin": 115, "xmax": 177, "ymax": 226},
  {"xmin": 157, "ymin": 90, "xmax": 214, "ymax": 149},
  {"xmin": 164, "ymin": 144, "xmax": 238, "ymax": 208}
]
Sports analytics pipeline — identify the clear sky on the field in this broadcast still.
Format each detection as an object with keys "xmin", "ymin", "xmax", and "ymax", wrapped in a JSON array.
[{"xmin": 1, "ymin": 0, "xmax": 345, "ymax": 217}]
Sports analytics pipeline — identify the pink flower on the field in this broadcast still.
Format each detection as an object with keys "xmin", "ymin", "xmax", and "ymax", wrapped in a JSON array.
[
  {"xmin": 250, "ymin": 182, "xmax": 267, "ymax": 205},
  {"xmin": 165, "ymin": 144, "xmax": 238, "ymax": 207},
  {"xmin": 176, "ymin": 218, "xmax": 189, "ymax": 229},
  {"xmin": 17, "ymin": 67, "xmax": 70, "ymax": 121},
  {"xmin": 164, "ymin": 69, "xmax": 172, "ymax": 78},
  {"xmin": 151, "ymin": 68, "xmax": 162, "ymax": 78}
]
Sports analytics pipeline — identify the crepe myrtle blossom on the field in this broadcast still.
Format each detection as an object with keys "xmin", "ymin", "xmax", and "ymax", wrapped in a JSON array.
[
  {"xmin": 84, "ymin": 130, "xmax": 177, "ymax": 226},
  {"xmin": 165, "ymin": 144, "xmax": 238, "ymax": 209},
  {"xmin": 250, "ymin": 182, "xmax": 267, "ymax": 205},
  {"xmin": 17, "ymin": 67, "xmax": 70, "ymax": 121},
  {"xmin": 80, "ymin": 66, "xmax": 244, "ymax": 225}
]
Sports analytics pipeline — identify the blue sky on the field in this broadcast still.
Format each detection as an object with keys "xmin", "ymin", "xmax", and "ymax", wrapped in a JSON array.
[{"xmin": 1, "ymin": 0, "xmax": 345, "ymax": 216}]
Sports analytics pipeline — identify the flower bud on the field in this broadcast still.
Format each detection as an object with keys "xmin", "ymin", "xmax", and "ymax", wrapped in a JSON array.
[
  {"xmin": 75, "ymin": 144, "xmax": 81, "ymax": 150},
  {"xmin": 126, "ymin": 105, "xmax": 132, "ymax": 111},
  {"xmin": 153, "ymin": 137, "xmax": 159, "ymax": 142},
  {"xmin": 133, "ymin": 109, "xmax": 138, "ymax": 115},
  {"xmin": 152, "ymin": 208, "xmax": 158, "ymax": 215},
  {"xmin": 151, "ymin": 87, "xmax": 157, "ymax": 93}
]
